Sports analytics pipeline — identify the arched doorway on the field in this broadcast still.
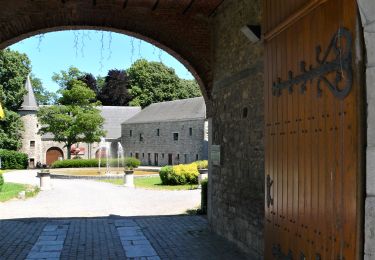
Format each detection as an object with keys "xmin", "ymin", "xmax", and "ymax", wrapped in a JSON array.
[{"xmin": 46, "ymin": 147, "xmax": 64, "ymax": 166}]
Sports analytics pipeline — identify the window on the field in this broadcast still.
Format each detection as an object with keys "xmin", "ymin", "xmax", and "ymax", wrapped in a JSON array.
[
  {"xmin": 162, "ymin": 153, "xmax": 164, "ymax": 159},
  {"xmin": 173, "ymin": 133, "xmax": 179, "ymax": 141},
  {"xmin": 139, "ymin": 133, "xmax": 143, "ymax": 142},
  {"xmin": 177, "ymin": 154, "xmax": 180, "ymax": 161},
  {"xmin": 130, "ymin": 130, "xmax": 132, "ymax": 137},
  {"xmin": 142, "ymin": 153, "xmax": 145, "ymax": 158},
  {"xmin": 196, "ymin": 154, "xmax": 199, "ymax": 160},
  {"xmin": 184, "ymin": 154, "xmax": 188, "ymax": 164},
  {"xmin": 157, "ymin": 129, "xmax": 160, "ymax": 136},
  {"xmin": 130, "ymin": 152, "xmax": 133, "ymax": 157},
  {"xmin": 30, "ymin": 141, "xmax": 35, "ymax": 148},
  {"xmin": 189, "ymin": 128, "xmax": 192, "ymax": 136}
]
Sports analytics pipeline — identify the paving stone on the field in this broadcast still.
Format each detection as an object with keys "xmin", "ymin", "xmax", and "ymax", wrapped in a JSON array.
[{"xmin": 124, "ymin": 245, "xmax": 158, "ymax": 257}]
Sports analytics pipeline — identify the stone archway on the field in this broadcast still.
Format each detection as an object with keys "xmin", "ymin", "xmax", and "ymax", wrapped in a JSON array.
[
  {"xmin": 46, "ymin": 147, "xmax": 64, "ymax": 165},
  {"xmin": 0, "ymin": 0, "xmax": 225, "ymax": 102}
]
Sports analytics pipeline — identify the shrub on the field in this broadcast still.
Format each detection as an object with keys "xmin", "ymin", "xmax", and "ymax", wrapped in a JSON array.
[
  {"xmin": 0, "ymin": 174, "xmax": 4, "ymax": 192},
  {"xmin": 159, "ymin": 166, "xmax": 173, "ymax": 184},
  {"xmin": 201, "ymin": 179, "xmax": 208, "ymax": 214},
  {"xmin": 0, "ymin": 149, "xmax": 28, "ymax": 169},
  {"xmin": 124, "ymin": 157, "xmax": 141, "ymax": 170},
  {"xmin": 52, "ymin": 158, "xmax": 131, "ymax": 168},
  {"xmin": 195, "ymin": 160, "xmax": 208, "ymax": 169},
  {"xmin": 159, "ymin": 163, "xmax": 199, "ymax": 185},
  {"xmin": 52, "ymin": 159, "xmax": 100, "ymax": 168}
]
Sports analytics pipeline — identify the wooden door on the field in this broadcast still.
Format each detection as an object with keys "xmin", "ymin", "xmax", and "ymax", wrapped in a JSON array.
[
  {"xmin": 46, "ymin": 147, "xmax": 64, "ymax": 165},
  {"xmin": 263, "ymin": 0, "xmax": 363, "ymax": 259}
]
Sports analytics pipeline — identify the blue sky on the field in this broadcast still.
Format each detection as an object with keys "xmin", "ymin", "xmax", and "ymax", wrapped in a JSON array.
[{"xmin": 9, "ymin": 30, "xmax": 193, "ymax": 92}]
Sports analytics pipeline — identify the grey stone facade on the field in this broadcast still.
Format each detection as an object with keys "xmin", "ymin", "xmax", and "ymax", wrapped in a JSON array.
[
  {"xmin": 208, "ymin": 0, "xmax": 264, "ymax": 258},
  {"xmin": 122, "ymin": 120, "xmax": 207, "ymax": 166},
  {"xmin": 358, "ymin": 1, "xmax": 375, "ymax": 258},
  {"xmin": 121, "ymin": 98, "xmax": 208, "ymax": 166}
]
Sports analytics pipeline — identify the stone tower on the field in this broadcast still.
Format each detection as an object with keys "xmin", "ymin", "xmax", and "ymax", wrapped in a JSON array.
[{"xmin": 18, "ymin": 76, "xmax": 42, "ymax": 168}]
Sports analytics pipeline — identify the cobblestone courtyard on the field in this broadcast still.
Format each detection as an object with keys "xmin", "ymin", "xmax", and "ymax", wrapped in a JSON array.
[{"xmin": 0, "ymin": 171, "xmax": 250, "ymax": 259}]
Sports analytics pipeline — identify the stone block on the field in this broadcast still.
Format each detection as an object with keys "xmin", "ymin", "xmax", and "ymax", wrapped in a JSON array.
[
  {"xmin": 124, "ymin": 245, "xmax": 157, "ymax": 258},
  {"xmin": 367, "ymin": 147, "xmax": 375, "ymax": 196},
  {"xmin": 365, "ymin": 33, "xmax": 375, "ymax": 67},
  {"xmin": 365, "ymin": 197, "xmax": 375, "ymax": 258},
  {"xmin": 358, "ymin": 0, "xmax": 375, "ymax": 25}
]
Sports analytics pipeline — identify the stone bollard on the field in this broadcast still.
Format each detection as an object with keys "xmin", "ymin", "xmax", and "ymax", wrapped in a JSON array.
[
  {"xmin": 198, "ymin": 169, "xmax": 208, "ymax": 188},
  {"xmin": 38, "ymin": 171, "xmax": 51, "ymax": 191},
  {"xmin": 124, "ymin": 170, "xmax": 134, "ymax": 188}
]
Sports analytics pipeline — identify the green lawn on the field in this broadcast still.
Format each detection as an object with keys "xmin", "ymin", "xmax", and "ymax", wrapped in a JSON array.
[
  {"xmin": 99, "ymin": 176, "xmax": 198, "ymax": 190},
  {"xmin": 0, "ymin": 183, "xmax": 40, "ymax": 202}
]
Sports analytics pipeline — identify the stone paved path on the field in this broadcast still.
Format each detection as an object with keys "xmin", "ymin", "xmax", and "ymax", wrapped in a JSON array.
[
  {"xmin": 0, "ymin": 171, "xmax": 250, "ymax": 259},
  {"xmin": 0, "ymin": 216, "xmax": 248, "ymax": 260},
  {"xmin": 0, "ymin": 170, "xmax": 200, "ymax": 219}
]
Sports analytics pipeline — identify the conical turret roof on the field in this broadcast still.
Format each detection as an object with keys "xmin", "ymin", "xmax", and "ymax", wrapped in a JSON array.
[{"xmin": 19, "ymin": 75, "xmax": 38, "ymax": 111}]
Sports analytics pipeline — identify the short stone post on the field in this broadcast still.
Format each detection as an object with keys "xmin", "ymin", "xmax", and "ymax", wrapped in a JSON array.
[
  {"xmin": 124, "ymin": 170, "xmax": 134, "ymax": 188},
  {"xmin": 38, "ymin": 170, "xmax": 51, "ymax": 191}
]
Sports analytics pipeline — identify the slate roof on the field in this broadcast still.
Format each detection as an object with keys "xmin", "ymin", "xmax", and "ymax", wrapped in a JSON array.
[
  {"xmin": 19, "ymin": 75, "xmax": 38, "ymax": 111},
  {"xmin": 42, "ymin": 106, "xmax": 141, "ymax": 140},
  {"xmin": 100, "ymin": 106, "xmax": 141, "ymax": 139},
  {"xmin": 123, "ymin": 97, "xmax": 206, "ymax": 124}
]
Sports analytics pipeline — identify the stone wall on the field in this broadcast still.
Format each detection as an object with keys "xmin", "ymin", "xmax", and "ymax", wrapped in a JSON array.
[
  {"xmin": 121, "ymin": 120, "xmax": 207, "ymax": 166},
  {"xmin": 357, "ymin": 1, "xmax": 375, "ymax": 258},
  {"xmin": 208, "ymin": 0, "xmax": 264, "ymax": 258},
  {"xmin": 19, "ymin": 111, "xmax": 43, "ymax": 166}
]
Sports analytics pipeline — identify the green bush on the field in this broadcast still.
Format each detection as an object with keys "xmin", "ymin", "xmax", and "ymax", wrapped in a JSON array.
[
  {"xmin": 52, "ymin": 159, "xmax": 100, "ymax": 168},
  {"xmin": 159, "ymin": 166, "xmax": 173, "ymax": 184},
  {"xmin": 195, "ymin": 160, "xmax": 208, "ymax": 169},
  {"xmin": 201, "ymin": 179, "xmax": 208, "ymax": 214},
  {"xmin": 0, "ymin": 174, "xmax": 4, "ymax": 192},
  {"xmin": 52, "ymin": 158, "xmax": 130, "ymax": 168},
  {"xmin": 124, "ymin": 157, "xmax": 141, "ymax": 170},
  {"xmin": 0, "ymin": 149, "xmax": 28, "ymax": 169},
  {"xmin": 159, "ymin": 163, "xmax": 199, "ymax": 185}
]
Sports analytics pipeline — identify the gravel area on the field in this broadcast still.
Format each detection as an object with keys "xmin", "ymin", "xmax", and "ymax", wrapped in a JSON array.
[{"xmin": 0, "ymin": 170, "xmax": 200, "ymax": 219}]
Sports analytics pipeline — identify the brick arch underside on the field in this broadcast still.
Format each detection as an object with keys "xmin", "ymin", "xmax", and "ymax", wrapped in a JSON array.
[{"xmin": 0, "ymin": 1, "xmax": 215, "ymax": 100}]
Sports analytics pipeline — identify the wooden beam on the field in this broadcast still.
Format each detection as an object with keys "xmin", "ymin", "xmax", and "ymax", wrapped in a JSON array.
[
  {"xmin": 122, "ymin": 0, "xmax": 128, "ymax": 9},
  {"xmin": 183, "ymin": 0, "xmax": 195, "ymax": 15},
  {"xmin": 208, "ymin": 0, "xmax": 225, "ymax": 17},
  {"xmin": 264, "ymin": 0, "xmax": 328, "ymax": 41},
  {"xmin": 152, "ymin": 0, "xmax": 159, "ymax": 11}
]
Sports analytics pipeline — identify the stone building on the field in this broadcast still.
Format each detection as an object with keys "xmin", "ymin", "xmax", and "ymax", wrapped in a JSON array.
[
  {"xmin": 18, "ymin": 76, "xmax": 141, "ymax": 167},
  {"xmin": 121, "ymin": 97, "xmax": 208, "ymax": 166}
]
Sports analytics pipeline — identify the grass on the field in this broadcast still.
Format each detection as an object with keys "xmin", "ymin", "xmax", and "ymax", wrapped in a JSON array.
[
  {"xmin": 0, "ymin": 183, "xmax": 39, "ymax": 202},
  {"xmin": 99, "ymin": 176, "xmax": 198, "ymax": 190}
]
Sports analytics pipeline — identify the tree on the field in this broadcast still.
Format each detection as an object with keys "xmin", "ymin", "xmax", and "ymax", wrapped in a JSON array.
[
  {"xmin": 127, "ymin": 59, "xmax": 202, "ymax": 108},
  {"xmin": 0, "ymin": 109, "xmax": 24, "ymax": 150},
  {"xmin": 52, "ymin": 66, "xmax": 84, "ymax": 91},
  {"xmin": 0, "ymin": 49, "xmax": 31, "ymax": 110},
  {"xmin": 0, "ymin": 49, "xmax": 31, "ymax": 151},
  {"xmin": 99, "ymin": 69, "xmax": 132, "ymax": 106},
  {"xmin": 30, "ymin": 75, "xmax": 57, "ymax": 105},
  {"xmin": 79, "ymin": 73, "xmax": 101, "ymax": 96},
  {"xmin": 37, "ymin": 81, "xmax": 105, "ymax": 159},
  {"xmin": 177, "ymin": 79, "xmax": 202, "ymax": 99}
]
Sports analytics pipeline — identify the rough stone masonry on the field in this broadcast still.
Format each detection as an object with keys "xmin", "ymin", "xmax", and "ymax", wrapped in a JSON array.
[{"xmin": 208, "ymin": 0, "xmax": 264, "ymax": 258}]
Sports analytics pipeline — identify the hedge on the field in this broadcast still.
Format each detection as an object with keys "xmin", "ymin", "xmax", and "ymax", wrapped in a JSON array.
[
  {"xmin": 51, "ymin": 158, "xmax": 139, "ymax": 168},
  {"xmin": 0, "ymin": 174, "xmax": 4, "ymax": 192},
  {"xmin": 0, "ymin": 149, "xmax": 28, "ymax": 169},
  {"xmin": 159, "ymin": 163, "xmax": 199, "ymax": 185},
  {"xmin": 201, "ymin": 179, "xmax": 208, "ymax": 214}
]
